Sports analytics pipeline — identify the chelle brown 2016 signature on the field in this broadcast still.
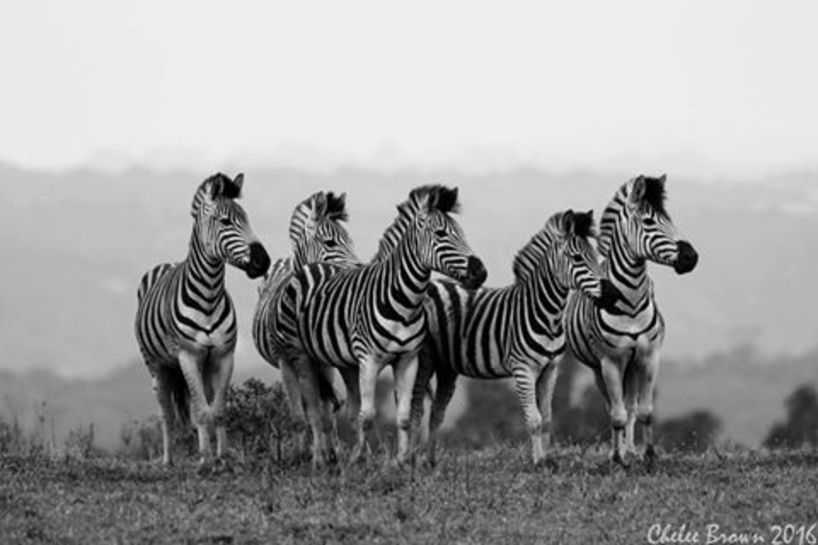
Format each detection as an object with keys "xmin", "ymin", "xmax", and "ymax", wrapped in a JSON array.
[{"xmin": 647, "ymin": 523, "xmax": 817, "ymax": 545}]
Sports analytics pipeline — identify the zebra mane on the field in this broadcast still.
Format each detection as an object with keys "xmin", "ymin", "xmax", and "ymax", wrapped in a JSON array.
[
  {"xmin": 598, "ymin": 175, "xmax": 667, "ymax": 256},
  {"xmin": 511, "ymin": 211, "xmax": 584, "ymax": 284},
  {"xmin": 324, "ymin": 191, "xmax": 349, "ymax": 222},
  {"xmin": 203, "ymin": 172, "xmax": 242, "ymax": 199},
  {"xmin": 288, "ymin": 190, "xmax": 349, "ymax": 246},
  {"xmin": 373, "ymin": 184, "xmax": 460, "ymax": 262}
]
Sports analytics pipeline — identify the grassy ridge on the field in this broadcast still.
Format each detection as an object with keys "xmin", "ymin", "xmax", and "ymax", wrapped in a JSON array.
[{"xmin": 2, "ymin": 447, "xmax": 817, "ymax": 544}]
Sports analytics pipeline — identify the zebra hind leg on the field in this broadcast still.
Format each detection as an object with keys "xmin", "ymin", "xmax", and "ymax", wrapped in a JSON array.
[
  {"xmin": 152, "ymin": 366, "xmax": 175, "ymax": 466},
  {"xmin": 426, "ymin": 370, "xmax": 458, "ymax": 468},
  {"xmin": 535, "ymin": 360, "xmax": 560, "ymax": 471}
]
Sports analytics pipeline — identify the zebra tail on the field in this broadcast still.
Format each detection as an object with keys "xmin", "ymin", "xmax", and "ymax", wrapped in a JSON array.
[
  {"xmin": 167, "ymin": 367, "xmax": 192, "ymax": 428},
  {"xmin": 315, "ymin": 366, "xmax": 343, "ymax": 413}
]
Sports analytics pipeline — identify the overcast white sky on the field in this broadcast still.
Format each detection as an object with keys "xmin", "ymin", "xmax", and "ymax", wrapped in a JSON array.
[{"xmin": 1, "ymin": 0, "xmax": 816, "ymax": 176}]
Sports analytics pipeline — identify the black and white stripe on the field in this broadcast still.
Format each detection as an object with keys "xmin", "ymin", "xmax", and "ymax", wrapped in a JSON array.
[
  {"xmin": 565, "ymin": 174, "xmax": 698, "ymax": 464},
  {"xmin": 278, "ymin": 185, "xmax": 487, "ymax": 465},
  {"xmin": 252, "ymin": 191, "xmax": 359, "ymax": 424},
  {"xmin": 134, "ymin": 173, "xmax": 270, "ymax": 468},
  {"xmin": 411, "ymin": 210, "xmax": 623, "ymax": 465}
]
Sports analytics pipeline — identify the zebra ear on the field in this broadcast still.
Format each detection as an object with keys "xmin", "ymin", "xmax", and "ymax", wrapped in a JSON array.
[
  {"xmin": 233, "ymin": 173, "xmax": 244, "ymax": 191},
  {"xmin": 209, "ymin": 174, "xmax": 226, "ymax": 200},
  {"xmin": 562, "ymin": 209, "xmax": 576, "ymax": 235},
  {"xmin": 658, "ymin": 173, "xmax": 667, "ymax": 186},
  {"xmin": 630, "ymin": 175, "xmax": 647, "ymax": 203}
]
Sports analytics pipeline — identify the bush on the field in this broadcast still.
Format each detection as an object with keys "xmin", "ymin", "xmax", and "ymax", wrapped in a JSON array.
[
  {"xmin": 764, "ymin": 383, "xmax": 818, "ymax": 449},
  {"xmin": 657, "ymin": 410, "xmax": 722, "ymax": 453}
]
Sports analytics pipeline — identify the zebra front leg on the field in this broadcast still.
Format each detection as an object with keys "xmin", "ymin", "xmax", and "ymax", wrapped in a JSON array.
[
  {"xmin": 623, "ymin": 361, "xmax": 640, "ymax": 457},
  {"xmin": 599, "ymin": 356, "xmax": 628, "ymax": 466},
  {"xmin": 638, "ymin": 347, "xmax": 661, "ymax": 461},
  {"xmin": 351, "ymin": 355, "xmax": 380, "ymax": 464},
  {"xmin": 427, "ymin": 370, "xmax": 457, "ymax": 467},
  {"xmin": 513, "ymin": 365, "xmax": 545, "ymax": 466},
  {"xmin": 178, "ymin": 350, "xmax": 213, "ymax": 469},
  {"xmin": 152, "ymin": 369, "xmax": 174, "ymax": 466},
  {"xmin": 209, "ymin": 350, "xmax": 235, "ymax": 463},
  {"xmin": 393, "ymin": 354, "xmax": 419, "ymax": 465},
  {"xmin": 535, "ymin": 359, "xmax": 559, "ymax": 467}
]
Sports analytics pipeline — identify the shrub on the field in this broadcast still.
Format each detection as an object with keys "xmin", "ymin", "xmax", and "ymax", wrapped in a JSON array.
[{"xmin": 764, "ymin": 383, "xmax": 818, "ymax": 449}]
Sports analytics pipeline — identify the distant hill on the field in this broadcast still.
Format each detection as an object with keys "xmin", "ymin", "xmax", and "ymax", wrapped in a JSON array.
[{"xmin": 1, "ymin": 162, "xmax": 817, "ymax": 380}]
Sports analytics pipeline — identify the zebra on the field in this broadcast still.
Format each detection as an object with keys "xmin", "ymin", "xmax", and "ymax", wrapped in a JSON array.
[
  {"xmin": 565, "ymin": 174, "xmax": 698, "ymax": 465},
  {"xmin": 409, "ymin": 209, "xmax": 624, "ymax": 466},
  {"xmin": 253, "ymin": 190, "xmax": 359, "ymax": 429},
  {"xmin": 135, "ymin": 173, "xmax": 271, "ymax": 469},
  {"xmin": 278, "ymin": 185, "xmax": 487, "ymax": 465}
]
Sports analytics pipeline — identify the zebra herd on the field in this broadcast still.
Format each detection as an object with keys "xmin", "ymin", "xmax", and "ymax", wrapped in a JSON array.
[{"xmin": 134, "ymin": 173, "xmax": 698, "ymax": 471}]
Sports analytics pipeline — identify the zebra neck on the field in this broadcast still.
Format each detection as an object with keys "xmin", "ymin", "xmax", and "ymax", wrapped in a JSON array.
[
  {"xmin": 603, "ymin": 232, "xmax": 652, "ymax": 311},
  {"xmin": 180, "ymin": 228, "xmax": 228, "ymax": 313},
  {"xmin": 383, "ymin": 232, "xmax": 432, "ymax": 310},
  {"xmin": 517, "ymin": 257, "xmax": 569, "ymax": 314}
]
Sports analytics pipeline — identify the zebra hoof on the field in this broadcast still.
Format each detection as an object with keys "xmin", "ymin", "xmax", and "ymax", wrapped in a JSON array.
[
  {"xmin": 196, "ymin": 458, "xmax": 214, "ymax": 476},
  {"xmin": 611, "ymin": 452, "xmax": 631, "ymax": 469},
  {"xmin": 535, "ymin": 457, "xmax": 559, "ymax": 473}
]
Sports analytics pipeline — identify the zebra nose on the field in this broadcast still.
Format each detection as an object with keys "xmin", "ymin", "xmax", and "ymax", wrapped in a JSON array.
[
  {"xmin": 463, "ymin": 256, "xmax": 487, "ymax": 289},
  {"xmin": 246, "ymin": 242, "xmax": 271, "ymax": 279},
  {"xmin": 673, "ymin": 240, "xmax": 698, "ymax": 274},
  {"xmin": 597, "ymin": 279, "xmax": 624, "ymax": 311}
]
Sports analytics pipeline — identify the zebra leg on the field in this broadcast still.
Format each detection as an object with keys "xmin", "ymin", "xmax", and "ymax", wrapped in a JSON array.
[
  {"xmin": 292, "ymin": 354, "xmax": 335, "ymax": 467},
  {"xmin": 340, "ymin": 367, "xmax": 360, "ymax": 447},
  {"xmin": 393, "ymin": 354, "xmax": 419, "ymax": 465},
  {"xmin": 427, "ymin": 370, "xmax": 457, "ymax": 467},
  {"xmin": 638, "ymin": 347, "xmax": 661, "ymax": 461},
  {"xmin": 351, "ymin": 355, "xmax": 380, "ymax": 464},
  {"xmin": 178, "ymin": 350, "xmax": 213, "ymax": 469},
  {"xmin": 209, "ymin": 350, "xmax": 235, "ymax": 462},
  {"xmin": 409, "ymin": 350, "xmax": 435, "ymax": 450},
  {"xmin": 152, "ymin": 368, "xmax": 174, "ymax": 466},
  {"xmin": 513, "ymin": 365, "xmax": 545, "ymax": 466},
  {"xmin": 535, "ymin": 359, "xmax": 559, "ymax": 466},
  {"xmin": 280, "ymin": 357, "xmax": 309, "ymax": 454},
  {"xmin": 623, "ymin": 361, "xmax": 640, "ymax": 457},
  {"xmin": 599, "ymin": 355, "xmax": 629, "ymax": 466}
]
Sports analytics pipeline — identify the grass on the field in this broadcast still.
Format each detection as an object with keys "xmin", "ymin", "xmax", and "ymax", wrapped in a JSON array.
[{"xmin": 1, "ymin": 445, "xmax": 817, "ymax": 544}]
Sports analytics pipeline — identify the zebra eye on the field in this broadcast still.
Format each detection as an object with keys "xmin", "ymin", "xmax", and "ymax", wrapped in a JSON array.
[
  {"xmin": 643, "ymin": 217, "xmax": 657, "ymax": 227},
  {"xmin": 218, "ymin": 217, "xmax": 232, "ymax": 226},
  {"xmin": 324, "ymin": 240, "xmax": 338, "ymax": 248},
  {"xmin": 434, "ymin": 229, "xmax": 447, "ymax": 238}
]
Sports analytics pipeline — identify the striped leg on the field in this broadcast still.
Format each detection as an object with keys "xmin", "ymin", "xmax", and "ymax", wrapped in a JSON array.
[
  {"xmin": 513, "ymin": 364, "xmax": 545, "ymax": 466},
  {"xmin": 535, "ymin": 359, "xmax": 559, "ymax": 465},
  {"xmin": 178, "ymin": 350, "xmax": 213, "ymax": 468},
  {"xmin": 280, "ymin": 357, "xmax": 309, "ymax": 454},
  {"xmin": 638, "ymin": 348, "xmax": 660, "ymax": 460},
  {"xmin": 209, "ymin": 351, "xmax": 235, "ymax": 462},
  {"xmin": 409, "ymin": 351, "xmax": 435, "ymax": 448},
  {"xmin": 351, "ymin": 355, "xmax": 380, "ymax": 464},
  {"xmin": 293, "ymin": 354, "xmax": 336, "ymax": 467},
  {"xmin": 427, "ymin": 369, "xmax": 457, "ymax": 467},
  {"xmin": 393, "ymin": 354, "xmax": 419, "ymax": 464},
  {"xmin": 152, "ymin": 367, "xmax": 174, "ymax": 466},
  {"xmin": 623, "ymin": 361, "xmax": 640, "ymax": 457},
  {"xmin": 599, "ymin": 355, "xmax": 629, "ymax": 466}
]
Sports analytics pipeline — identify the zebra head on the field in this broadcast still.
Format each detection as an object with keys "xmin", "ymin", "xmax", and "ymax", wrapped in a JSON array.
[
  {"xmin": 289, "ymin": 191, "xmax": 357, "ymax": 268},
  {"xmin": 412, "ymin": 186, "xmax": 487, "ymax": 289},
  {"xmin": 601, "ymin": 174, "xmax": 699, "ymax": 275},
  {"xmin": 191, "ymin": 172, "xmax": 271, "ymax": 279},
  {"xmin": 549, "ymin": 210, "xmax": 623, "ymax": 311}
]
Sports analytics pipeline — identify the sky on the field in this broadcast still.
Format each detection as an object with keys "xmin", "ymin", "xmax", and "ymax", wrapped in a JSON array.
[{"xmin": 1, "ymin": 0, "xmax": 817, "ymax": 176}]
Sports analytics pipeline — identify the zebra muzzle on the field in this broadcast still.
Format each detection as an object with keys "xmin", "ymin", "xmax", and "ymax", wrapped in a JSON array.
[
  {"xmin": 673, "ymin": 240, "xmax": 698, "ymax": 275},
  {"xmin": 461, "ymin": 256, "xmax": 488, "ymax": 289},
  {"xmin": 245, "ymin": 242, "xmax": 272, "ymax": 279}
]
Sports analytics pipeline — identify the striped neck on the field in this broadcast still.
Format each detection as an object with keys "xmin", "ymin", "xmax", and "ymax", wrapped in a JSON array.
[
  {"xmin": 603, "ymin": 225, "xmax": 652, "ymax": 313},
  {"xmin": 384, "ymin": 229, "xmax": 432, "ymax": 312},
  {"xmin": 517, "ymin": 250, "xmax": 570, "ymax": 316},
  {"xmin": 180, "ymin": 226, "xmax": 227, "ymax": 314}
]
